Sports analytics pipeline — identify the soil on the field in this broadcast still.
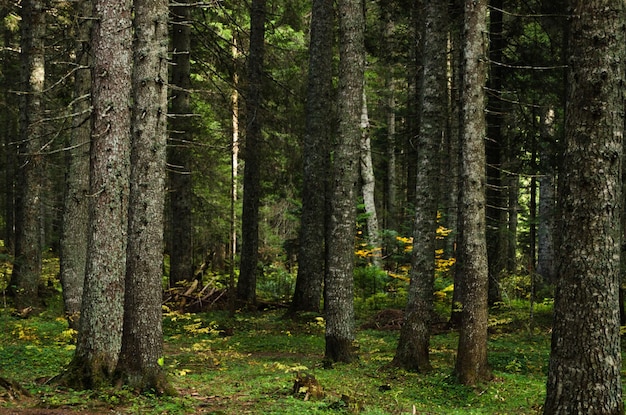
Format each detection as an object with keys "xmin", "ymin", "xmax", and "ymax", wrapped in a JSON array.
[{"xmin": 0, "ymin": 409, "xmax": 113, "ymax": 415}]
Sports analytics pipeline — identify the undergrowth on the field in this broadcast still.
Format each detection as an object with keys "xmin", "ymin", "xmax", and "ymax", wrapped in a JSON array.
[{"xmin": 0, "ymin": 295, "xmax": 565, "ymax": 415}]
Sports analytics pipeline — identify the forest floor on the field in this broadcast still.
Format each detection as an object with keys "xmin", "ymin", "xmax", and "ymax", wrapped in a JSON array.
[{"xmin": 0, "ymin": 294, "xmax": 562, "ymax": 414}]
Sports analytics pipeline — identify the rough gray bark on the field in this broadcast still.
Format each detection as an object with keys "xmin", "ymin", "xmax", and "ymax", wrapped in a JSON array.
[
  {"xmin": 168, "ymin": 0, "xmax": 194, "ymax": 285},
  {"xmin": 60, "ymin": 0, "xmax": 133, "ymax": 388},
  {"xmin": 544, "ymin": 0, "xmax": 624, "ymax": 413},
  {"xmin": 324, "ymin": 0, "xmax": 364, "ymax": 364},
  {"xmin": 290, "ymin": 0, "xmax": 333, "ymax": 314},
  {"xmin": 237, "ymin": 0, "xmax": 266, "ymax": 305},
  {"xmin": 392, "ymin": 0, "xmax": 447, "ymax": 372},
  {"xmin": 453, "ymin": 0, "xmax": 491, "ymax": 386},
  {"xmin": 60, "ymin": 0, "xmax": 91, "ymax": 329},
  {"xmin": 13, "ymin": 0, "xmax": 45, "ymax": 310},
  {"xmin": 114, "ymin": 0, "xmax": 173, "ymax": 395}
]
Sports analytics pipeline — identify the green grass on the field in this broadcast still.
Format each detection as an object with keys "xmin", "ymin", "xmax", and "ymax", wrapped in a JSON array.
[{"xmin": 0, "ymin": 298, "xmax": 560, "ymax": 414}]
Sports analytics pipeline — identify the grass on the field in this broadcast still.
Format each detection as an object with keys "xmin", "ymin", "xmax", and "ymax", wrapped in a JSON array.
[{"xmin": 0, "ymin": 294, "xmax": 560, "ymax": 415}]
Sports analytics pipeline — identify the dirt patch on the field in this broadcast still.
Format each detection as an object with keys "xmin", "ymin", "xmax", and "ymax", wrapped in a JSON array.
[{"xmin": 0, "ymin": 409, "xmax": 114, "ymax": 415}]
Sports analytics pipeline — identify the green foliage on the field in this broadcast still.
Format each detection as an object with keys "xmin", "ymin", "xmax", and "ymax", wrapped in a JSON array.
[
  {"xmin": 0, "ymin": 298, "xmax": 568, "ymax": 414},
  {"xmin": 499, "ymin": 274, "xmax": 532, "ymax": 301},
  {"xmin": 257, "ymin": 263, "xmax": 296, "ymax": 302}
]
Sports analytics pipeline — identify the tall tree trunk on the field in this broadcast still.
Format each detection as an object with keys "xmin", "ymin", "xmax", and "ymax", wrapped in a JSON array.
[
  {"xmin": 324, "ymin": 0, "xmax": 364, "ymax": 364},
  {"xmin": 13, "ymin": 0, "xmax": 45, "ymax": 310},
  {"xmin": 485, "ymin": 0, "xmax": 504, "ymax": 305},
  {"xmin": 506, "ymin": 171, "xmax": 519, "ymax": 274},
  {"xmin": 2, "ymin": 20, "xmax": 17, "ymax": 253},
  {"xmin": 544, "ymin": 0, "xmax": 624, "ymax": 413},
  {"xmin": 359, "ymin": 90, "xmax": 382, "ymax": 268},
  {"xmin": 392, "ymin": 0, "xmax": 447, "ymax": 372},
  {"xmin": 381, "ymin": 3, "xmax": 397, "ymax": 238},
  {"xmin": 237, "ymin": 0, "xmax": 266, "ymax": 305},
  {"xmin": 229, "ymin": 41, "xmax": 240, "ymax": 314},
  {"xmin": 447, "ymin": 0, "xmax": 464, "ymax": 329},
  {"xmin": 168, "ymin": 0, "xmax": 194, "ymax": 285},
  {"xmin": 454, "ymin": 0, "xmax": 491, "ymax": 386},
  {"xmin": 60, "ymin": 0, "xmax": 133, "ymax": 388},
  {"xmin": 403, "ymin": 1, "xmax": 422, "ymax": 228},
  {"xmin": 444, "ymin": 0, "xmax": 463, "ymax": 265},
  {"xmin": 290, "ymin": 0, "xmax": 333, "ymax": 314},
  {"xmin": 114, "ymin": 0, "xmax": 173, "ymax": 394},
  {"xmin": 384, "ymin": 78, "xmax": 397, "ymax": 236},
  {"xmin": 537, "ymin": 108, "xmax": 556, "ymax": 285},
  {"xmin": 60, "ymin": 0, "xmax": 91, "ymax": 329},
  {"xmin": 442, "ymin": 0, "xmax": 464, "ymax": 327}
]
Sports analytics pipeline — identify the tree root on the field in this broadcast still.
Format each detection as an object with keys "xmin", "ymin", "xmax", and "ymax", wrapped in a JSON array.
[{"xmin": 0, "ymin": 376, "xmax": 32, "ymax": 400}]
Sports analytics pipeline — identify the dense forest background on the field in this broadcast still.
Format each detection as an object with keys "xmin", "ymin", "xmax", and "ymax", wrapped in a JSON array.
[
  {"xmin": 1, "ymin": 0, "xmax": 625, "ymax": 413},
  {"xmin": 0, "ymin": 0, "xmax": 568, "ymax": 294}
]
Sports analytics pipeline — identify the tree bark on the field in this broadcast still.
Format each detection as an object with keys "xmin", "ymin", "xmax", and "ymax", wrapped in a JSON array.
[
  {"xmin": 392, "ymin": 0, "xmax": 447, "ymax": 372},
  {"xmin": 114, "ymin": 0, "xmax": 173, "ymax": 395},
  {"xmin": 60, "ymin": 0, "xmax": 91, "ymax": 329},
  {"xmin": 544, "ymin": 0, "xmax": 624, "ymax": 413},
  {"xmin": 237, "ymin": 0, "xmax": 266, "ymax": 305},
  {"xmin": 13, "ymin": 0, "xmax": 45, "ymax": 310},
  {"xmin": 324, "ymin": 0, "xmax": 364, "ymax": 364},
  {"xmin": 453, "ymin": 0, "xmax": 491, "ymax": 386},
  {"xmin": 168, "ymin": 0, "xmax": 194, "ymax": 285},
  {"xmin": 290, "ymin": 0, "xmax": 333, "ymax": 314},
  {"xmin": 60, "ymin": 0, "xmax": 133, "ymax": 388}
]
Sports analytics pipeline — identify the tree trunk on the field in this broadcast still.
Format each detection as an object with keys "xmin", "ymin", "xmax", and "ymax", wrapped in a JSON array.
[
  {"xmin": 13, "ymin": 0, "xmax": 45, "ymax": 310},
  {"xmin": 324, "ymin": 0, "xmax": 364, "ymax": 364},
  {"xmin": 403, "ymin": 1, "xmax": 422, "ymax": 229},
  {"xmin": 506, "ymin": 172, "xmax": 519, "ymax": 274},
  {"xmin": 60, "ymin": 0, "xmax": 133, "ymax": 388},
  {"xmin": 544, "ymin": 1, "xmax": 624, "ymax": 413},
  {"xmin": 60, "ymin": 0, "xmax": 91, "ymax": 329},
  {"xmin": 237, "ymin": 0, "xmax": 266, "ymax": 305},
  {"xmin": 384, "ymin": 77, "xmax": 397, "ymax": 236},
  {"xmin": 537, "ymin": 108, "xmax": 556, "ymax": 285},
  {"xmin": 229, "ymin": 41, "xmax": 240, "ymax": 314},
  {"xmin": 359, "ymin": 90, "xmax": 382, "ymax": 268},
  {"xmin": 444, "ymin": 0, "xmax": 462, "ymax": 262},
  {"xmin": 485, "ymin": 0, "xmax": 504, "ymax": 306},
  {"xmin": 168, "ymin": 0, "xmax": 194, "ymax": 286},
  {"xmin": 114, "ymin": 0, "xmax": 173, "ymax": 395},
  {"xmin": 392, "ymin": 0, "xmax": 447, "ymax": 372},
  {"xmin": 290, "ymin": 0, "xmax": 333, "ymax": 314},
  {"xmin": 453, "ymin": 0, "xmax": 491, "ymax": 386},
  {"xmin": 2, "ymin": 20, "xmax": 17, "ymax": 253}
]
